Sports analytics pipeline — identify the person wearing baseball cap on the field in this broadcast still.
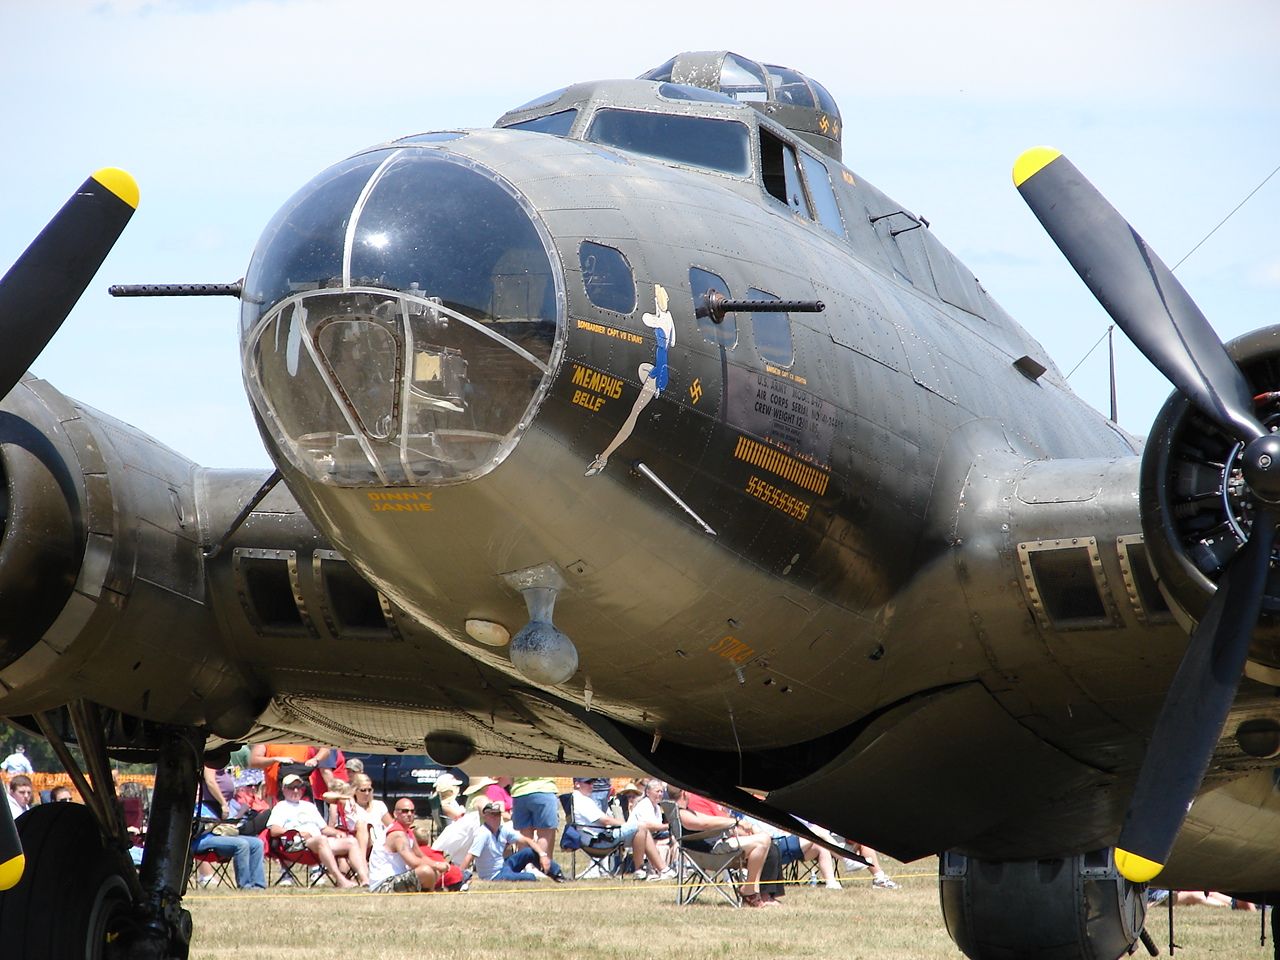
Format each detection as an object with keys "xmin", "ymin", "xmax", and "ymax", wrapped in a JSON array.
[
  {"xmin": 459, "ymin": 799, "xmax": 566, "ymax": 882},
  {"xmin": 266, "ymin": 773, "xmax": 368, "ymax": 888},
  {"xmin": 431, "ymin": 791, "xmax": 490, "ymax": 863}
]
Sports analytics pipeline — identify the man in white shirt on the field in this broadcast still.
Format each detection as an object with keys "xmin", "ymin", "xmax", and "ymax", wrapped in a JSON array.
[
  {"xmin": 267, "ymin": 773, "xmax": 368, "ymax": 888},
  {"xmin": 569, "ymin": 778, "xmax": 671, "ymax": 878},
  {"xmin": 1, "ymin": 746, "xmax": 33, "ymax": 776},
  {"xmin": 626, "ymin": 779, "xmax": 665, "ymax": 828},
  {"xmin": 6, "ymin": 775, "xmax": 33, "ymax": 820},
  {"xmin": 432, "ymin": 792, "xmax": 487, "ymax": 862}
]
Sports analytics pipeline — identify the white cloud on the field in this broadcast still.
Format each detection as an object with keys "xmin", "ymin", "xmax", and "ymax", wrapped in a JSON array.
[{"xmin": 1257, "ymin": 260, "xmax": 1280, "ymax": 288}]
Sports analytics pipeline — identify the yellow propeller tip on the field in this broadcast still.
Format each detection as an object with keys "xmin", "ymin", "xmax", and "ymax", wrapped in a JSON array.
[
  {"xmin": 0, "ymin": 852, "xmax": 25, "ymax": 891},
  {"xmin": 1012, "ymin": 147, "xmax": 1063, "ymax": 188},
  {"xmin": 91, "ymin": 167, "xmax": 139, "ymax": 210},
  {"xmin": 1115, "ymin": 848, "xmax": 1164, "ymax": 883}
]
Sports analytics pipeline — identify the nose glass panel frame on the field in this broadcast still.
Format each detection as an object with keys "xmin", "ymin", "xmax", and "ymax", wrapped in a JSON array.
[{"xmin": 246, "ymin": 287, "xmax": 556, "ymax": 486}]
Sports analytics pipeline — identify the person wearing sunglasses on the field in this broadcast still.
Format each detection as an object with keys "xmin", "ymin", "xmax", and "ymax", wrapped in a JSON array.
[
  {"xmin": 368, "ymin": 800, "xmax": 444, "ymax": 892},
  {"xmin": 346, "ymin": 773, "xmax": 391, "ymax": 854}
]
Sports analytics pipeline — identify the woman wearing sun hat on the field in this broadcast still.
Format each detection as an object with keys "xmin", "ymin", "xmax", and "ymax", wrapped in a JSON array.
[{"xmin": 463, "ymin": 776, "xmax": 513, "ymax": 815}]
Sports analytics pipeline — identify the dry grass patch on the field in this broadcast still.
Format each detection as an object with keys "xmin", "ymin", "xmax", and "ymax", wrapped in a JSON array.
[{"xmin": 185, "ymin": 857, "xmax": 1269, "ymax": 960}]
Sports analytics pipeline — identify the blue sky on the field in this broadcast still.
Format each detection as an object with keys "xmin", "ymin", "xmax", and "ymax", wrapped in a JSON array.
[{"xmin": 2, "ymin": 0, "xmax": 1277, "ymax": 467}]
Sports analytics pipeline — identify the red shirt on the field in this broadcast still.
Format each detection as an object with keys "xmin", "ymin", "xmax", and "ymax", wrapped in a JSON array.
[
  {"xmin": 261, "ymin": 745, "xmax": 310, "ymax": 804},
  {"xmin": 386, "ymin": 820, "xmax": 446, "ymax": 863},
  {"xmin": 307, "ymin": 747, "xmax": 348, "ymax": 801},
  {"xmin": 686, "ymin": 792, "xmax": 728, "ymax": 817}
]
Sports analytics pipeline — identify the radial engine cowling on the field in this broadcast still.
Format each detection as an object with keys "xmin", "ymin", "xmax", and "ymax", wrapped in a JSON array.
[
  {"xmin": 0, "ymin": 379, "xmax": 83, "ymax": 668},
  {"xmin": 1141, "ymin": 325, "xmax": 1280, "ymax": 668}
]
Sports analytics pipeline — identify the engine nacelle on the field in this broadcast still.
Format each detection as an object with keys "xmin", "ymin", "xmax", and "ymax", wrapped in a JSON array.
[
  {"xmin": 940, "ymin": 849, "xmax": 1146, "ymax": 960},
  {"xmin": 1140, "ymin": 325, "xmax": 1280, "ymax": 670},
  {"xmin": 0, "ymin": 375, "xmax": 257, "ymax": 735}
]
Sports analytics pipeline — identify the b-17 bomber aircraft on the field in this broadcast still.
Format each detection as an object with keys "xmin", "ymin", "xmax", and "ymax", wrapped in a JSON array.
[{"xmin": 2, "ymin": 50, "xmax": 1279, "ymax": 959}]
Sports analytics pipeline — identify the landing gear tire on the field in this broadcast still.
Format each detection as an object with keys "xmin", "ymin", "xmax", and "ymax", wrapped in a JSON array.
[{"xmin": 0, "ymin": 802, "xmax": 138, "ymax": 959}]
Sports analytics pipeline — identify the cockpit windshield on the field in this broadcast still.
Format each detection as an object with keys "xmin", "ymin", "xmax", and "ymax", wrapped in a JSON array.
[{"xmin": 585, "ymin": 109, "xmax": 750, "ymax": 176}]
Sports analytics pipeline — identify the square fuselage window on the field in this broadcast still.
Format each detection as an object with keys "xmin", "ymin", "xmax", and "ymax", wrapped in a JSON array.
[
  {"xmin": 748, "ymin": 288, "xmax": 793, "ymax": 366},
  {"xmin": 579, "ymin": 241, "xmax": 636, "ymax": 315}
]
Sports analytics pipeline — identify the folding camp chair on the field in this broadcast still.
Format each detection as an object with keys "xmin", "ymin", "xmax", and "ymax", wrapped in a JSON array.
[
  {"xmin": 558, "ymin": 793, "xmax": 625, "ymax": 880},
  {"xmin": 782, "ymin": 846, "xmax": 819, "ymax": 885},
  {"xmin": 189, "ymin": 847, "xmax": 235, "ymax": 888},
  {"xmin": 427, "ymin": 792, "xmax": 447, "ymax": 844},
  {"xmin": 660, "ymin": 799, "xmax": 744, "ymax": 907},
  {"xmin": 262, "ymin": 829, "xmax": 325, "ymax": 886},
  {"xmin": 189, "ymin": 816, "xmax": 238, "ymax": 888}
]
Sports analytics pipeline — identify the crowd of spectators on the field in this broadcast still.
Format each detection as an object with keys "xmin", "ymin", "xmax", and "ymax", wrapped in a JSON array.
[{"xmin": 4, "ymin": 738, "xmax": 906, "ymax": 902}]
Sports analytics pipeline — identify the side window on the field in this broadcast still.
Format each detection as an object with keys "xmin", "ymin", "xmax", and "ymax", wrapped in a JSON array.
[
  {"xmin": 690, "ymin": 266, "xmax": 735, "ymax": 348},
  {"xmin": 782, "ymin": 145, "xmax": 810, "ymax": 219},
  {"xmin": 748, "ymin": 289, "xmax": 793, "ymax": 366},
  {"xmin": 759, "ymin": 128, "xmax": 812, "ymax": 218},
  {"xmin": 798, "ymin": 152, "xmax": 846, "ymax": 239},
  {"xmin": 869, "ymin": 213, "xmax": 915, "ymax": 286},
  {"xmin": 579, "ymin": 241, "xmax": 636, "ymax": 314}
]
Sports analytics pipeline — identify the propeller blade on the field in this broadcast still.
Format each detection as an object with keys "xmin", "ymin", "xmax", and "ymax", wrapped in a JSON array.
[
  {"xmin": 0, "ymin": 791, "xmax": 22, "ymax": 890},
  {"xmin": 1114, "ymin": 509, "xmax": 1278, "ymax": 882},
  {"xmin": 1013, "ymin": 147, "xmax": 1263, "ymax": 444},
  {"xmin": 0, "ymin": 168, "xmax": 139, "ymax": 398}
]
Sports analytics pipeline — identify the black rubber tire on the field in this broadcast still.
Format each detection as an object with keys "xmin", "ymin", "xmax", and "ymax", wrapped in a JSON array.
[{"xmin": 0, "ymin": 802, "xmax": 137, "ymax": 959}]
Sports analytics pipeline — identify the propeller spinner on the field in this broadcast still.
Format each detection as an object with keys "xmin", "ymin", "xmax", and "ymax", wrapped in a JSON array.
[{"xmin": 1014, "ymin": 147, "xmax": 1278, "ymax": 882}]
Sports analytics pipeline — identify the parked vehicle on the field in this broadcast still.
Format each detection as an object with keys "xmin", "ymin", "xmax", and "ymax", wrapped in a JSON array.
[{"xmin": 344, "ymin": 752, "xmax": 464, "ymax": 817}]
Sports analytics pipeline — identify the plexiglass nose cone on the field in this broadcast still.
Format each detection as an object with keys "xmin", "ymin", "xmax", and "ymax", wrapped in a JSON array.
[{"xmin": 240, "ymin": 146, "xmax": 564, "ymax": 487}]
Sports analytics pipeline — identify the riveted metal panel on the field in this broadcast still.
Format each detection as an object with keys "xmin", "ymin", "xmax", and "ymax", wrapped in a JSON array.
[
  {"xmin": 60, "ymin": 417, "xmax": 107, "ymax": 474},
  {"xmin": 39, "ymin": 590, "xmax": 97, "ymax": 652},
  {"xmin": 922, "ymin": 228, "xmax": 985, "ymax": 318},
  {"xmin": 82, "ymin": 473, "xmax": 114, "ymax": 537},
  {"xmin": 232, "ymin": 548, "xmax": 317, "ymax": 639},
  {"xmin": 1115, "ymin": 534, "xmax": 1175, "ymax": 624},
  {"xmin": 1017, "ymin": 537, "xmax": 1120, "ymax": 631},
  {"xmin": 312, "ymin": 548, "xmax": 401, "ymax": 642},
  {"xmin": 75, "ymin": 532, "xmax": 113, "ymax": 600},
  {"xmin": 21, "ymin": 377, "xmax": 78, "ymax": 422}
]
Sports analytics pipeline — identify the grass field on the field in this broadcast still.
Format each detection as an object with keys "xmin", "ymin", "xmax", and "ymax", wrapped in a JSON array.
[{"xmin": 184, "ymin": 857, "xmax": 1273, "ymax": 959}]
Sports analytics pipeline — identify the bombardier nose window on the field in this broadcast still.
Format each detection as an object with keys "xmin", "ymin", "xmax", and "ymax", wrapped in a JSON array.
[
  {"xmin": 241, "ymin": 148, "xmax": 565, "ymax": 487},
  {"xmin": 579, "ymin": 241, "xmax": 636, "ymax": 314}
]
